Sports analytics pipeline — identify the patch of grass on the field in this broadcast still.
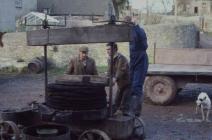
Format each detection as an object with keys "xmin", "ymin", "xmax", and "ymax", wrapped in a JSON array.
[
  {"xmin": 0, "ymin": 66, "xmax": 29, "ymax": 74},
  {"xmin": 0, "ymin": 66, "xmax": 18, "ymax": 73},
  {"xmin": 97, "ymin": 65, "xmax": 107, "ymax": 74},
  {"xmin": 49, "ymin": 66, "xmax": 67, "ymax": 76},
  {"xmin": 205, "ymin": 32, "xmax": 212, "ymax": 37},
  {"xmin": 147, "ymin": 47, "xmax": 154, "ymax": 64}
]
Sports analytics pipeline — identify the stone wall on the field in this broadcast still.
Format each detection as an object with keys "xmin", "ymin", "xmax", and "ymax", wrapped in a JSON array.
[
  {"xmin": 0, "ymin": 23, "xmax": 198, "ymax": 72},
  {"xmin": 144, "ymin": 23, "xmax": 198, "ymax": 49},
  {"xmin": 160, "ymin": 15, "xmax": 212, "ymax": 32}
]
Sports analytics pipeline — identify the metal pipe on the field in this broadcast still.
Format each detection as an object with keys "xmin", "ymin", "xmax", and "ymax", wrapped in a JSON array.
[
  {"xmin": 109, "ymin": 43, "xmax": 114, "ymax": 117},
  {"xmin": 43, "ymin": 13, "xmax": 49, "ymax": 100},
  {"xmin": 44, "ymin": 45, "xmax": 48, "ymax": 101}
]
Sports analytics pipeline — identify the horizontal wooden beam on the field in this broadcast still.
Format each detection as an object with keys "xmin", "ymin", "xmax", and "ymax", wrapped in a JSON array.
[
  {"xmin": 148, "ymin": 64, "xmax": 212, "ymax": 76},
  {"xmin": 27, "ymin": 25, "xmax": 132, "ymax": 46},
  {"xmin": 56, "ymin": 75, "xmax": 108, "ymax": 85}
]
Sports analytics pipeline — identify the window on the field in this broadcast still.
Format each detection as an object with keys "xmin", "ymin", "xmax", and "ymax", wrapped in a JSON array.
[
  {"xmin": 194, "ymin": 7, "xmax": 198, "ymax": 14},
  {"xmin": 202, "ymin": 2, "xmax": 207, "ymax": 8},
  {"xmin": 15, "ymin": 0, "xmax": 22, "ymax": 8}
]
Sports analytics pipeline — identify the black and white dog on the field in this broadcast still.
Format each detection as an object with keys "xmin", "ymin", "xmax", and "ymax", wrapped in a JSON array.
[{"xmin": 196, "ymin": 92, "xmax": 211, "ymax": 122}]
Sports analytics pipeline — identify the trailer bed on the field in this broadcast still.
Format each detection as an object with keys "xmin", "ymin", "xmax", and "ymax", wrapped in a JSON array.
[{"xmin": 148, "ymin": 64, "xmax": 212, "ymax": 76}]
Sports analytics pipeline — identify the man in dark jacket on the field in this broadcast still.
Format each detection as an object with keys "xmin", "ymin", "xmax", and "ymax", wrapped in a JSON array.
[
  {"xmin": 65, "ymin": 46, "xmax": 98, "ymax": 75},
  {"xmin": 124, "ymin": 16, "xmax": 149, "ymax": 117},
  {"xmin": 106, "ymin": 43, "xmax": 130, "ymax": 114}
]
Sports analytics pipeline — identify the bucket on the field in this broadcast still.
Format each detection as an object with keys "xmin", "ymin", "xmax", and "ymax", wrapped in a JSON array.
[{"xmin": 1, "ymin": 108, "xmax": 41, "ymax": 127}]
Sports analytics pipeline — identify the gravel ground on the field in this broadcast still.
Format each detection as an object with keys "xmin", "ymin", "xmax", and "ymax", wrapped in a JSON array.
[{"xmin": 0, "ymin": 74, "xmax": 212, "ymax": 140}]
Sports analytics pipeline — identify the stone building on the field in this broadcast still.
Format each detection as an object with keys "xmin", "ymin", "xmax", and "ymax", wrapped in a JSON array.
[
  {"xmin": 0, "ymin": 0, "xmax": 37, "ymax": 32},
  {"xmin": 0, "ymin": 0, "xmax": 111, "ymax": 32},
  {"xmin": 176, "ymin": 0, "xmax": 212, "ymax": 16}
]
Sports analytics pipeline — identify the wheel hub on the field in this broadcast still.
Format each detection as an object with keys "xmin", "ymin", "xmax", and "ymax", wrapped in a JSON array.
[{"xmin": 154, "ymin": 83, "xmax": 165, "ymax": 95}]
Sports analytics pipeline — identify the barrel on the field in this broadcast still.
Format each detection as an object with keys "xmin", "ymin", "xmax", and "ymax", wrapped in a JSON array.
[
  {"xmin": 28, "ymin": 57, "xmax": 44, "ymax": 73},
  {"xmin": 22, "ymin": 124, "xmax": 70, "ymax": 140}
]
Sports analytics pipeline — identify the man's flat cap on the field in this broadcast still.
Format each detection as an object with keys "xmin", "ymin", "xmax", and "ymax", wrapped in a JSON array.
[
  {"xmin": 106, "ymin": 42, "xmax": 117, "ymax": 46},
  {"xmin": 79, "ymin": 46, "xmax": 89, "ymax": 52},
  {"xmin": 106, "ymin": 42, "xmax": 117, "ymax": 50}
]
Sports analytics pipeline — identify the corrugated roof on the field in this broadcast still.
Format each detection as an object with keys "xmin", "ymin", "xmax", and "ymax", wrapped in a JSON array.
[{"xmin": 23, "ymin": 12, "xmax": 59, "ymax": 23}]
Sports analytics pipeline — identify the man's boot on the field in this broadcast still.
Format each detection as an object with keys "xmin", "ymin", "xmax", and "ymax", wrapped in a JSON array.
[
  {"xmin": 135, "ymin": 103, "xmax": 142, "ymax": 117},
  {"xmin": 123, "ymin": 95, "xmax": 141, "ymax": 117},
  {"xmin": 135, "ymin": 96, "xmax": 143, "ymax": 117}
]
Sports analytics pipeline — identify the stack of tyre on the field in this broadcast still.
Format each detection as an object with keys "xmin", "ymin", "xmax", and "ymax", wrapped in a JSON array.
[{"xmin": 46, "ymin": 82, "xmax": 107, "ymax": 111}]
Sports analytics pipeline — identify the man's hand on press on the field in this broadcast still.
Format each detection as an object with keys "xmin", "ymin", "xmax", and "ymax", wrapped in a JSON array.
[{"xmin": 112, "ymin": 77, "xmax": 117, "ymax": 85}]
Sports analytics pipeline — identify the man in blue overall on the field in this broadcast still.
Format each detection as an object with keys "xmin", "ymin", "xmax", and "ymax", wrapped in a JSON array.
[{"xmin": 123, "ymin": 16, "xmax": 149, "ymax": 117}]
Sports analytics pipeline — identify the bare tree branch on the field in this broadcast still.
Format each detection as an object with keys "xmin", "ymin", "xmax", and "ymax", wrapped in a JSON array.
[
  {"xmin": 112, "ymin": 0, "xmax": 129, "ymax": 19},
  {"xmin": 0, "ymin": 32, "xmax": 6, "ymax": 47}
]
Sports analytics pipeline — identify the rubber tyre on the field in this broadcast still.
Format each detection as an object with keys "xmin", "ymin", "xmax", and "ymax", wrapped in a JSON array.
[
  {"xmin": 46, "ymin": 83, "xmax": 107, "ymax": 110},
  {"xmin": 144, "ymin": 76, "xmax": 177, "ymax": 105},
  {"xmin": 78, "ymin": 129, "xmax": 111, "ymax": 140}
]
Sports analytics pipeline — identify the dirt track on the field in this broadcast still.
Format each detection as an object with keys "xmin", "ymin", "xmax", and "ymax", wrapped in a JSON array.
[{"xmin": 0, "ymin": 74, "xmax": 212, "ymax": 140}]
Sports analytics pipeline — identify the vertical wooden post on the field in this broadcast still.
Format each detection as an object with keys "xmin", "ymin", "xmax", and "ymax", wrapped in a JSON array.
[
  {"xmin": 109, "ymin": 43, "xmax": 114, "ymax": 117},
  {"xmin": 44, "ymin": 45, "xmax": 48, "ymax": 101},
  {"xmin": 153, "ymin": 42, "xmax": 156, "ymax": 64},
  {"xmin": 43, "ymin": 13, "xmax": 48, "ymax": 101}
]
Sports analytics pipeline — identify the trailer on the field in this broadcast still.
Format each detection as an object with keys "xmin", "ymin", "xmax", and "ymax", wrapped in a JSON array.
[{"xmin": 144, "ymin": 47, "xmax": 212, "ymax": 105}]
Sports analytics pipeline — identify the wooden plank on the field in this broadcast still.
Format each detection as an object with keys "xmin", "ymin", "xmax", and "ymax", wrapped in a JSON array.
[
  {"xmin": 56, "ymin": 75, "xmax": 108, "ymax": 85},
  {"xmin": 155, "ymin": 48, "xmax": 212, "ymax": 66},
  {"xmin": 148, "ymin": 64, "xmax": 212, "ymax": 76},
  {"xmin": 27, "ymin": 25, "xmax": 132, "ymax": 46}
]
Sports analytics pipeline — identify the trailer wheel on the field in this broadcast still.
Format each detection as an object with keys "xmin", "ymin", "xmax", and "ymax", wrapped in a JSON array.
[
  {"xmin": 144, "ymin": 76, "xmax": 176, "ymax": 105},
  {"xmin": 0, "ymin": 121, "xmax": 20, "ymax": 140},
  {"xmin": 78, "ymin": 129, "xmax": 111, "ymax": 140}
]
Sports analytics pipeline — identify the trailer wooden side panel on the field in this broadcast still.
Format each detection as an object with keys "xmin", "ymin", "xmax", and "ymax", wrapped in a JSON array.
[{"xmin": 154, "ymin": 48, "xmax": 212, "ymax": 66}]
